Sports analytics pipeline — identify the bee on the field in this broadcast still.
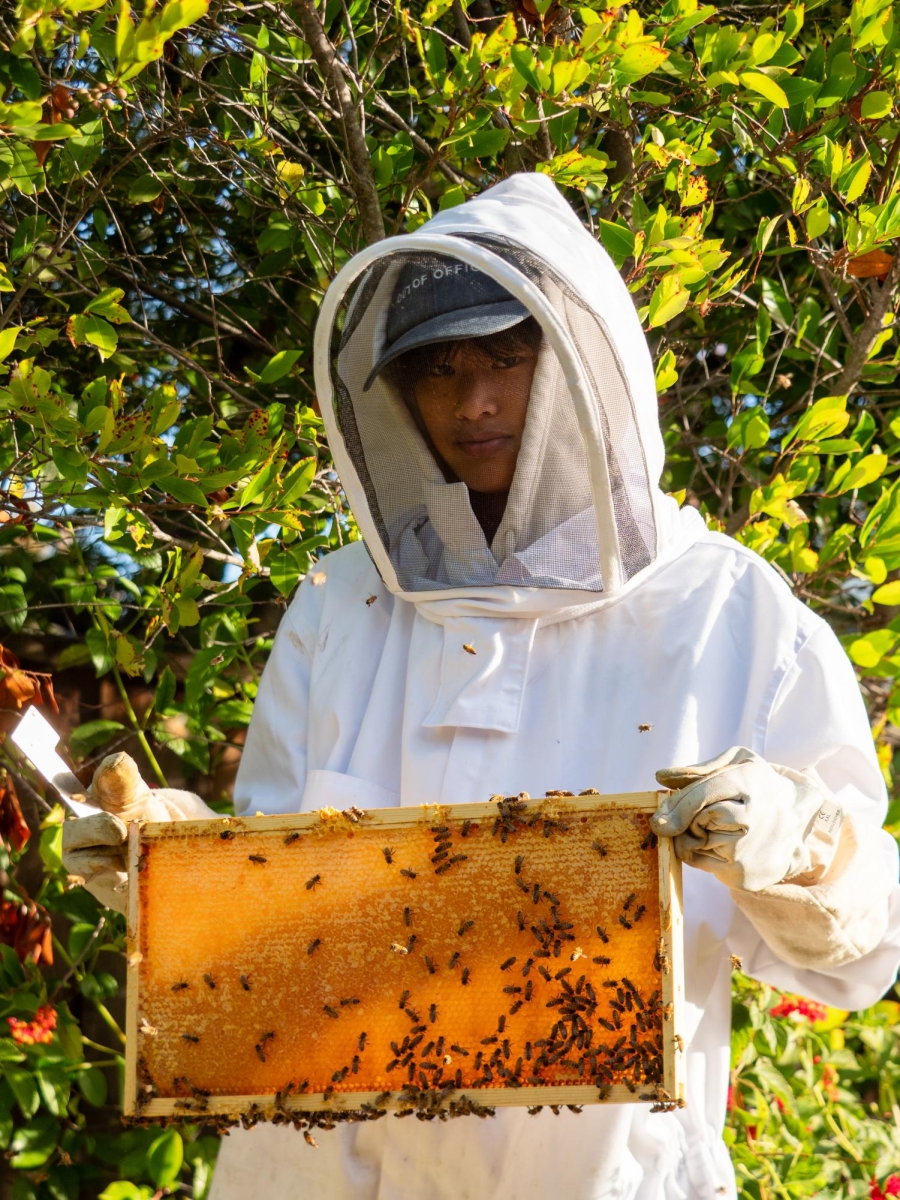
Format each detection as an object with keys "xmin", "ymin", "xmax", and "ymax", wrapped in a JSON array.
[
  {"xmin": 449, "ymin": 853, "xmax": 468, "ymax": 864},
  {"xmin": 385, "ymin": 1058, "xmax": 399, "ymax": 1072},
  {"xmin": 593, "ymin": 956, "xmax": 611, "ymax": 966},
  {"xmin": 203, "ymin": 973, "xmax": 216, "ymax": 989},
  {"xmin": 306, "ymin": 874, "xmax": 321, "ymax": 891},
  {"xmin": 435, "ymin": 861, "xmax": 453, "ymax": 875},
  {"xmin": 516, "ymin": 878, "xmax": 530, "ymax": 895},
  {"xmin": 323, "ymin": 1086, "xmax": 334, "ymax": 1101},
  {"xmin": 406, "ymin": 935, "xmax": 417, "ymax": 953},
  {"xmin": 596, "ymin": 925, "xmax": 609, "ymax": 944},
  {"xmin": 448, "ymin": 951, "xmax": 460, "ymax": 969},
  {"xmin": 240, "ymin": 974, "xmax": 252, "ymax": 991},
  {"xmin": 674, "ymin": 1034, "xmax": 684, "ymax": 1052},
  {"xmin": 641, "ymin": 830, "xmax": 658, "ymax": 851},
  {"xmin": 307, "ymin": 938, "xmax": 321, "ymax": 955},
  {"xmin": 182, "ymin": 1034, "xmax": 200, "ymax": 1044},
  {"xmin": 461, "ymin": 819, "xmax": 472, "ymax": 837},
  {"xmin": 172, "ymin": 981, "xmax": 189, "ymax": 992},
  {"xmin": 340, "ymin": 997, "xmax": 360, "ymax": 1006},
  {"xmin": 591, "ymin": 841, "xmax": 607, "ymax": 857},
  {"xmin": 255, "ymin": 1043, "xmax": 267, "ymax": 1062},
  {"xmin": 284, "ymin": 831, "xmax": 301, "ymax": 845},
  {"xmin": 618, "ymin": 916, "xmax": 633, "ymax": 930},
  {"xmin": 323, "ymin": 1005, "xmax": 339, "ymax": 1019},
  {"xmin": 458, "ymin": 919, "xmax": 474, "ymax": 936},
  {"xmin": 424, "ymin": 956, "xmax": 436, "ymax": 975},
  {"xmin": 532, "ymin": 883, "xmax": 541, "ymax": 904},
  {"xmin": 543, "ymin": 890, "xmax": 560, "ymax": 906},
  {"xmin": 730, "ymin": 954, "xmax": 743, "ymax": 971},
  {"xmin": 623, "ymin": 892, "xmax": 636, "ymax": 910},
  {"xmin": 304, "ymin": 1131, "xmax": 318, "ymax": 1147},
  {"xmin": 390, "ymin": 943, "xmax": 408, "ymax": 955},
  {"xmin": 382, "ymin": 847, "xmax": 395, "ymax": 865},
  {"xmin": 509, "ymin": 1000, "xmax": 523, "ymax": 1015},
  {"xmin": 249, "ymin": 854, "xmax": 267, "ymax": 865},
  {"xmin": 399, "ymin": 990, "xmax": 410, "ymax": 1008},
  {"xmin": 358, "ymin": 1031, "xmax": 368, "ymax": 1051},
  {"xmin": 521, "ymin": 957, "xmax": 534, "ymax": 976},
  {"xmin": 450, "ymin": 1043, "xmax": 469, "ymax": 1056},
  {"xmin": 366, "ymin": 595, "xmax": 377, "ymax": 607},
  {"xmin": 461, "ymin": 967, "xmax": 470, "ymax": 986},
  {"xmin": 497, "ymin": 1015, "xmax": 507, "ymax": 1033},
  {"xmin": 332, "ymin": 1066, "xmax": 348, "ymax": 1082},
  {"xmin": 500, "ymin": 957, "xmax": 516, "ymax": 971},
  {"xmin": 633, "ymin": 905, "xmax": 646, "ymax": 923},
  {"xmin": 514, "ymin": 855, "xmax": 524, "ymax": 875},
  {"xmin": 400, "ymin": 868, "xmax": 417, "ymax": 880},
  {"xmin": 463, "ymin": 643, "xmax": 476, "ymax": 655},
  {"xmin": 219, "ymin": 830, "xmax": 236, "ymax": 840},
  {"xmin": 538, "ymin": 965, "xmax": 552, "ymax": 981},
  {"xmin": 429, "ymin": 1004, "xmax": 438, "ymax": 1023},
  {"xmin": 351, "ymin": 1055, "xmax": 361, "ymax": 1074},
  {"xmin": 554, "ymin": 967, "xmax": 571, "ymax": 980},
  {"xmin": 516, "ymin": 910, "xmax": 526, "ymax": 932}
]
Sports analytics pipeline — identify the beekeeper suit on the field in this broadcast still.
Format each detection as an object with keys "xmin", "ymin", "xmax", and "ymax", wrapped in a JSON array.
[{"xmin": 62, "ymin": 174, "xmax": 900, "ymax": 1200}]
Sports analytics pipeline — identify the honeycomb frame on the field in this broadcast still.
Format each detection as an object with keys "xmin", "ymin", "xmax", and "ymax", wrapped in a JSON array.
[{"xmin": 124, "ymin": 791, "xmax": 684, "ymax": 1122}]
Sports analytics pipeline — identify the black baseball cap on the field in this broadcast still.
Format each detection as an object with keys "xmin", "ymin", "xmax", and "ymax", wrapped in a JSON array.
[{"xmin": 362, "ymin": 254, "xmax": 530, "ymax": 391}]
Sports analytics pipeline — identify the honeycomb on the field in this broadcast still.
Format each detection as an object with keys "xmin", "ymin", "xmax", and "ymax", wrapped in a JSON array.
[{"xmin": 127, "ymin": 793, "xmax": 683, "ymax": 1125}]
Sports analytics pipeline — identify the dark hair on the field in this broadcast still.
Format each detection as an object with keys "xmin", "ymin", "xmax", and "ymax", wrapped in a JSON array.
[{"xmin": 383, "ymin": 316, "xmax": 543, "ymax": 397}]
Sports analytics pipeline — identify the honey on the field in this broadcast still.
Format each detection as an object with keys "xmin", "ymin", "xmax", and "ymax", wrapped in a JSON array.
[{"xmin": 125, "ymin": 792, "xmax": 684, "ymax": 1128}]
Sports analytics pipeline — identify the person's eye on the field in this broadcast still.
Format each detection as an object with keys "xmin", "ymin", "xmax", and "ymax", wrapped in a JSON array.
[
  {"xmin": 493, "ymin": 356, "xmax": 523, "ymax": 370},
  {"xmin": 427, "ymin": 362, "xmax": 454, "ymax": 378}
]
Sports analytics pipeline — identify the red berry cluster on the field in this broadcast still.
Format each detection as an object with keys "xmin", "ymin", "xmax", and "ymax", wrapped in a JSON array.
[
  {"xmin": 7, "ymin": 1005, "xmax": 57, "ymax": 1046},
  {"xmin": 769, "ymin": 994, "xmax": 827, "ymax": 1022},
  {"xmin": 871, "ymin": 1176, "xmax": 900, "ymax": 1200}
]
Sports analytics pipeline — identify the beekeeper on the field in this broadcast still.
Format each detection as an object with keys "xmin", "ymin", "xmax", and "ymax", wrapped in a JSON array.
[{"xmin": 62, "ymin": 174, "xmax": 900, "ymax": 1200}]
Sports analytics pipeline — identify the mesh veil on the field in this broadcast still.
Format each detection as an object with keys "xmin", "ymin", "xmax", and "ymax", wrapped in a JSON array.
[{"xmin": 331, "ymin": 238, "xmax": 656, "ymax": 594}]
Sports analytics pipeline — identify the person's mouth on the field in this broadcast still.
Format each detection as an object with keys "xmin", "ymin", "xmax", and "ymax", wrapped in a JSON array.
[{"xmin": 455, "ymin": 433, "xmax": 513, "ymax": 458}]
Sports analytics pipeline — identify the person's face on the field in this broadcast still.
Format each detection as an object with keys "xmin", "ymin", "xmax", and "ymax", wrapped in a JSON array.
[{"xmin": 411, "ymin": 339, "xmax": 538, "ymax": 493}]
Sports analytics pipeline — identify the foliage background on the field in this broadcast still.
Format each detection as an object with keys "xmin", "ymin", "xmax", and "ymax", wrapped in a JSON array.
[{"xmin": 1, "ymin": 0, "xmax": 900, "ymax": 1192}]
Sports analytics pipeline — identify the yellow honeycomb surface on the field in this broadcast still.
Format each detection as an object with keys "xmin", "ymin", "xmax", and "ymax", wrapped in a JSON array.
[{"xmin": 135, "ymin": 800, "xmax": 667, "ymax": 1108}]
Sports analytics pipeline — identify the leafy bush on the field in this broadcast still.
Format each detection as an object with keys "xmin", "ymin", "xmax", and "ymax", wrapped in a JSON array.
[{"xmin": 1, "ymin": 0, "xmax": 899, "ymax": 1192}]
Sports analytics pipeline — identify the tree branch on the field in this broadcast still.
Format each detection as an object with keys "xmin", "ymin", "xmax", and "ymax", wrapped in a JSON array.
[
  {"xmin": 292, "ymin": 0, "xmax": 385, "ymax": 245},
  {"xmin": 831, "ymin": 250, "xmax": 900, "ymax": 397}
]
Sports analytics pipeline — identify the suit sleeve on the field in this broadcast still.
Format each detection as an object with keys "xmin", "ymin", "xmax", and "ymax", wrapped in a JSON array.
[
  {"xmin": 728, "ymin": 621, "xmax": 900, "ymax": 1010},
  {"xmin": 233, "ymin": 594, "xmax": 315, "ymax": 817}
]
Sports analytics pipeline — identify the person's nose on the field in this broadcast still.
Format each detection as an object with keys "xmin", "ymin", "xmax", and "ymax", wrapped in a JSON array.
[{"xmin": 453, "ymin": 372, "xmax": 500, "ymax": 420}]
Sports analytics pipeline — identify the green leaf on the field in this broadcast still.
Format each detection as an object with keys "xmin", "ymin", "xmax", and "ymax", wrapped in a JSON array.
[
  {"xmin": 862, "ymin": 90, "xmax": 893, "ymax": 119},
  {"xmin": 65, "ymin": 313, "xmax": 118, "ymax": 361},
  {"xmin": 872, "ymin": 580, "xmax": 900, "ymax": 605},
  {"xmin": 158, "ymin": 477, "xmax": 209, "ymax": 507},
  {"xmin": 509, "ymin": 44, "xmax": 542, "ymax": 91},
  {"xmin": 147, "ymin": 1130, "xmax": 184, "ymax": 1188},
  {"xmin": 0, "ymin": 326, "xmax": 22, "ymax": 363},
  {"xmin": 615, "ymin": 43, "xmax": 669, "ymax": 83},
  {"xmin": 598, "ymin": 219, "xmax": 636, "ymax": 268},
  {"xmin": 69, "ymin": 719, "xmax": 127, "ymax": 757},
  {"xmin": 259, "ymin": 350, "xmax": 302, "ymax": 383},
  {"xmin": 647, "ymin": 274, "xmax": 689, "ymax": 328},
  {"xmin": 830, "ymin": 451, "xmax": 888, "ymax": 494},
  {"xmin": 654, "ymin": 348, "xmax": 678, "ymax": 393},
  {"xmin": 128, "ymin": 172, "xmax": 168, "ymax": 204},
  {"xmin": 77, "ymin": 1066, "xmax": 108, "ymax": 1107},
  {"xmin": 740, "ymin": 71, "xmax": 789, "ymax": 107},
  {"xmin": 3, "ymin": 1067, "xmax": 38, "ymax": 1119},
  {"xmin": 281, "ymin": 457, "xmax": 317, "ymax": 506},
  {"xmin": 9, "ymin": 1116, "xmax": 57, "ymax": 1169}
]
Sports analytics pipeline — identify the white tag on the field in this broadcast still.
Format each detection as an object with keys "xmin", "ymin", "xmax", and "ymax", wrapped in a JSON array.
[
  {"xmin": 11, "ymin": 708, "xmax": 99, "ymax": 819},
  {"xmin": 814, "ymin": 798, "xmax": 843, "ymax": 838}
]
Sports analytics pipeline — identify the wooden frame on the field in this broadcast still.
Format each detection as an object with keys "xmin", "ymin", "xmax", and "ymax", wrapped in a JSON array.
[{"xmin": 125, "ymin": 793, "xmax": 684, "ymax": 1122}]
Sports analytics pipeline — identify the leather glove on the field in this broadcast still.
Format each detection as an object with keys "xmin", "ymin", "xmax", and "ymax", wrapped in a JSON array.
[
  {"xmin": 649, "ymin": 747, "xmax": 841, "ymax": 893},
  {"xmin": 62, "ymin": 752, "xmax": 217, "ymax": 914}
]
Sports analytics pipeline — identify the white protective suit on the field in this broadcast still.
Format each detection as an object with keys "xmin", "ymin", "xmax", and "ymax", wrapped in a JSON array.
[{"xmin": 208, "ymin": 174, "xmax": 900, "ymax": 1200}]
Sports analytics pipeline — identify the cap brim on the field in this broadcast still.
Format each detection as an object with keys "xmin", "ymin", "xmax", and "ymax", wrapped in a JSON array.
[{"xmin": 362, "ymin": 300, "xmax": 530, "ymax": 392}]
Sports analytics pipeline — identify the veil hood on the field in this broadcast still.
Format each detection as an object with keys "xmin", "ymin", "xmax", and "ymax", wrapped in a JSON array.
[{"xmin": 313, "ymin": 173, "xmax": 706, "ymax": 731}]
